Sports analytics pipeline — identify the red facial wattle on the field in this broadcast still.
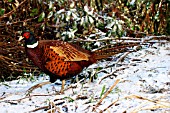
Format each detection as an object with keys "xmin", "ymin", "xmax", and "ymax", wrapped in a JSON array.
[{"xmin": 23, "ymin": 32, "xmax": 30, "ymax": 39}]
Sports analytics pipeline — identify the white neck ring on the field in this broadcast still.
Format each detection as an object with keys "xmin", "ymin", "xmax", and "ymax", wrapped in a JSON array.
[{"xmin": 27, "ymin": 41, "xmax": 39, "ymax": 48}]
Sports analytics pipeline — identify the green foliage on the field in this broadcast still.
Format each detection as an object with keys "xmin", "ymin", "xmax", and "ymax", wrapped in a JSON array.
[
  {"xmin": 114, "ymin": 86, "xmax": 121, "ymax": 93},
  {"xmin": 8, "ymin": 0, "xmax": 13, "ymax": 2},
  {"xmin": 1, "ymin": 0, "xmax": 169, "ymax": 38},
  {"xmin": 89, "ymin": 95, "xmax": 95, "ymax": 103},
  {"xmin": 64, "ymin": 96, "xmax": 74, "ymax": 102},
  {"xmin": 30, "ymin": 8, "xmax": 38, "ymax": 17},
  {"xmin": 1, "ymin": 83, "xmax": 11, "ymax": 88},
  {"xmin": 96, "ymin": 67, "xmax": 103, "ymax": 71},
  {"xmin": 0, "ymin": 8, "xmax": 5, "ymax": 16},
  {"xmin": 16, "ymin": 68, "xmax": 37, "ymax": 83},
  {"xmin": 100, "ymin": 85, "xmax": 106, "ymax": 98},
  {"xmin": 38, "ymin": 12, "xmax": 45, "ymax": 22}
]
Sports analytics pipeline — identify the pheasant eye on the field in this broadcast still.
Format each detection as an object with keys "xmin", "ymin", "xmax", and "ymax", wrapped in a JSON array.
[{"xmin": 23, "ymin": 32, "xmax": 30, "ymax": 39}]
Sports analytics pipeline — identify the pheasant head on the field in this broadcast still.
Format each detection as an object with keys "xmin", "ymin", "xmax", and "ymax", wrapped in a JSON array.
[{"xmin": 19, "ymin": 31, "xmax": 38, "ymax": 48}]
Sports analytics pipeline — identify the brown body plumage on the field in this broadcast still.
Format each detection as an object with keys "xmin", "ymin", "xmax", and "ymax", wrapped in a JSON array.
[
  {"xmin": 20, "ymin": 31, "xmax": 136, "ymax": 93},
  {"xmin": 26, "ymin": 40, "xmax": 96, "ymax": 82}
]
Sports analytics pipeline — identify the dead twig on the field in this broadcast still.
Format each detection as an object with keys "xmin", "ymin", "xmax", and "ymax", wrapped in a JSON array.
[
  {"xmin": 98, "ymin": 67, "xmax": 128, "ymax": 84},
  {"xmin": 26, "ymin": 81, "xmax": 51, "ymax": 96},
  {"xmin": 30, "ymin": 101, "xmax": 60, "ymax": 113},
  {"xmin": 126, "ymin": 95, "xmax": 170, "ymax": 113},
  {"xmin": 125, "ymin": 95, "xmax": 170, "ymax": 107},
  {"xmin": 115, "ymin": 52, "xmax": 131, "ymax": 64},
  {"xmin": 73, "ymin": 36, "xmax": 170, "ymax": 43},
  {"xmin": 99, "ymin": 99, "xmax": 119, "ymax": 113},
  {"xmin": 0, "ymin": 94, "xmax": 54, "ymax": 104},
  {"xmin": 99, "ymin": 94, "xmax": 170, "ymax": 113},
  {"xmin": 92, "ymin": 79, "xmax": 120, "ymax": 112},
  {"xmin": 0, "ymin": 0, "xmax": 27, "ymax": 20},
  {"xmin": 29, "ymin": 105, "xmax": 49, "ymax": 112}
]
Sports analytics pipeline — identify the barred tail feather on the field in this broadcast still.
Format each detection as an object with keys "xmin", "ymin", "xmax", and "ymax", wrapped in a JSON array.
[{"xmin": 93, "ymin": 43, "xmax": 138, "ymax": 60}]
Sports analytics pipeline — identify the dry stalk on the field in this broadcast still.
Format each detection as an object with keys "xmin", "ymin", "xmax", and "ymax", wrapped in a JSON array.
[
  {"xmin": 98, "ymin": 67, "xmax": 128, "ymax": 84},
  {"xmin": 92, "ymin": 79, "xmax": 120, "ymax": 112},
  {"xmin": 98, "ymin": 94, "xmax": 170, "ymax": 113},
  {"xmin": 0, "ymin": 0, "xmax": 27, "ymax": 20}
]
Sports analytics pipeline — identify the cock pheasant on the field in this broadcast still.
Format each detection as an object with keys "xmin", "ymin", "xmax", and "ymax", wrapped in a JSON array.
[{"xmin": 20, "ymin": 31, "xmax": 137, "ymax": 93}]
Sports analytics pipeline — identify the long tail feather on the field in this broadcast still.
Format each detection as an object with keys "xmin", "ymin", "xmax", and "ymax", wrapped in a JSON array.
[{"xmin": 93, "ymin": 42, "xmax": 139, "ymax": 60}]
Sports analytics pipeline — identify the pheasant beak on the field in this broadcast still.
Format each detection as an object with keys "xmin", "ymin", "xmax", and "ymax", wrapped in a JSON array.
[{"xmin": 18, "ymin": 36, "xmax": 24, "ymax": 41}]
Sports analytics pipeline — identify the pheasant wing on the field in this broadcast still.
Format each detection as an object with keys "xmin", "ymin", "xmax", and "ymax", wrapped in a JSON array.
[{"xmin": 49, "ymin": 42, "xmax": 90, "ymax": 61}]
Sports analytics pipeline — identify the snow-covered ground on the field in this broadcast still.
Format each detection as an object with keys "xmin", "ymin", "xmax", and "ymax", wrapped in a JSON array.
[{"xmin": 0, "ymin": 42, "xmax": 170, "ymax": 113}]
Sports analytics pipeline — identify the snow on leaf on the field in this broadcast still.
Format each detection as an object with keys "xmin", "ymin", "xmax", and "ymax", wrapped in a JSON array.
[
  {"xmin": 47, "ymin": 11, "xmax": 53, "ymax": 19},
  {"xmin": 57, "ymin": 9, "xmax": 65, "ymax": 14},
  {"xmin": 80, "ymin": 17, "xmax": 85, "ymax": 25},
  {"xmin": 106, "ymin": 21, "xmax": 115, "ymax": 29},
  {"xmin": 88, "ymin": 16, "xmax": 94, "ymax": 24},
  {"xmin": 49, "ymin": 1, "xmax": 53, "ymax": 9},
  {"xmin": 70, "ymin": 2, "xmax": 75, "ymax": 8}
]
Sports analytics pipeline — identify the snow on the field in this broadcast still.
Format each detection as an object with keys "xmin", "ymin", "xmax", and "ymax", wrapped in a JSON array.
[{"xmin": 0, "ymin": 43, "xmax": 170, "ymax": 113}]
